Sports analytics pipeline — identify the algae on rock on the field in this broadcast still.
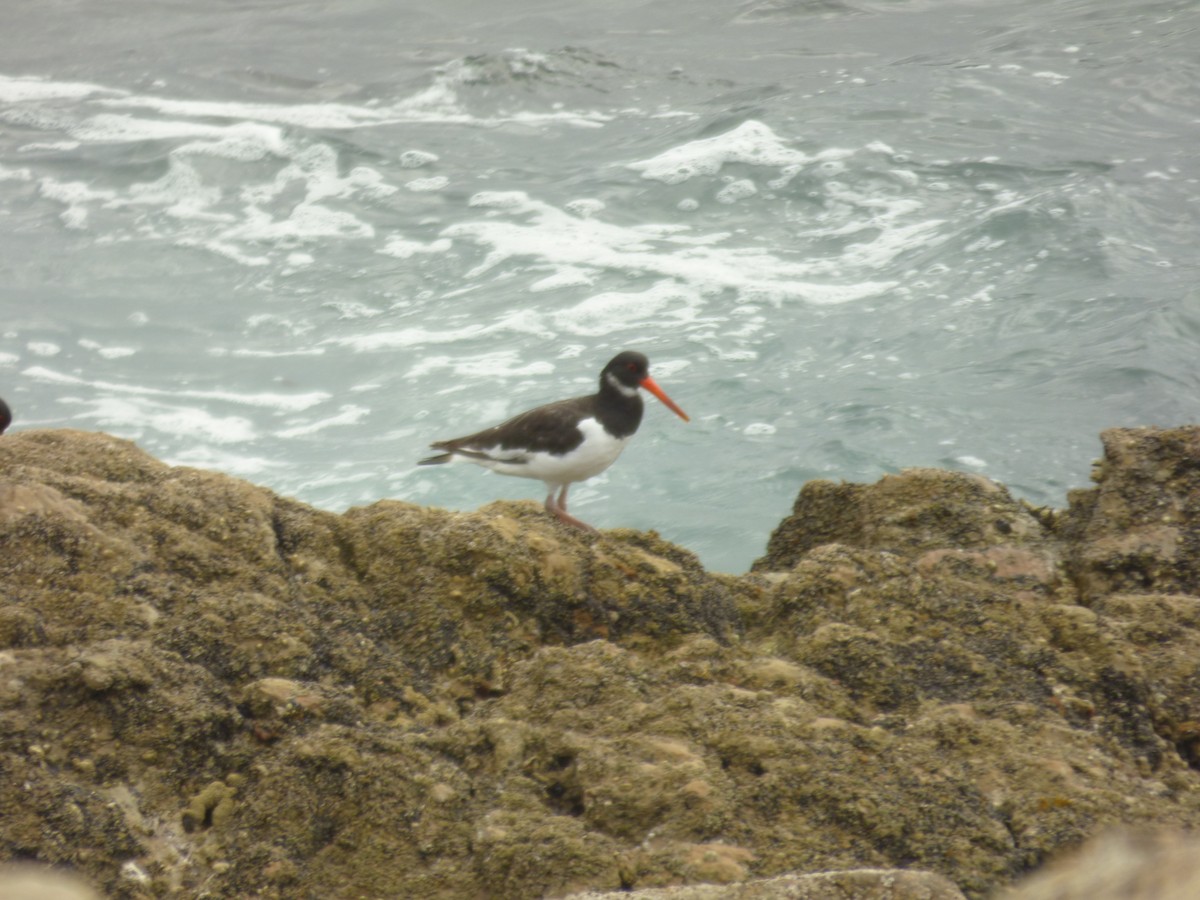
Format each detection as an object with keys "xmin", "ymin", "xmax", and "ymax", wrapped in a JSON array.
[{"xmin": 1, "ymin": 426, "xmax": 1199, "ymax": 898}]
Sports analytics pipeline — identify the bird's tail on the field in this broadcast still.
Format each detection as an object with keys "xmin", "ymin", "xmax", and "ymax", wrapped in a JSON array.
[{"xmin": 418, "ymin": 452, "xmax": 453, "ymax": 466}]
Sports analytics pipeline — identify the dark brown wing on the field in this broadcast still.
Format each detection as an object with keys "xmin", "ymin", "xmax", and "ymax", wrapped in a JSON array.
[{"xmin": 430, "ymin": 394, "xmax": 596, "ymax": 458}]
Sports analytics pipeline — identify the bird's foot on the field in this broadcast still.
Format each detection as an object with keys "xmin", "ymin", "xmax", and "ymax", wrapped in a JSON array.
[{"xmin": 545, "ymin": 494, "xmax": 598, "ymax": 533}]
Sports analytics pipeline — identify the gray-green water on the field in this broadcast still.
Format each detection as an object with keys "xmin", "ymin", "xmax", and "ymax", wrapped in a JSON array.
[{"xmin": 3, "ymin": 0, "xmax": 1198, "ymax": 571}]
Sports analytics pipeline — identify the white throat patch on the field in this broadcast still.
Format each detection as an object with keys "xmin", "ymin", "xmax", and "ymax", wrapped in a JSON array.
[{"xmin": 605, "ymin": 371, "xmax": 639, "ymax": 398}]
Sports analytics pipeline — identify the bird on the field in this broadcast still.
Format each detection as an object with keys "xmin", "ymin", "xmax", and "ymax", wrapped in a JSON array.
[
  {"xmin": 418, "ymin": 350, "xmax": 689, "ymax": 531},
  {"xmin": 0, "ymin": 397, "xmax": 10, "ymax": 435}
]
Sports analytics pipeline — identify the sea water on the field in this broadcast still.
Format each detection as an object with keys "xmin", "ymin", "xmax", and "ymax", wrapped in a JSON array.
[{"xmin": 2, "ymin": 0, "xmax": 1198, "ymax": 572}]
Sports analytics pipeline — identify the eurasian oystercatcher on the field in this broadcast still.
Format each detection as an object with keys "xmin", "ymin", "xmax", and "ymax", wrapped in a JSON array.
[
  {"xmin": 418, "ymin": 350, "xmax": 689, "ymax": 531},
  {"xmin": 0, "ymin": 398, "xmax": 10, "ymax": 435}
]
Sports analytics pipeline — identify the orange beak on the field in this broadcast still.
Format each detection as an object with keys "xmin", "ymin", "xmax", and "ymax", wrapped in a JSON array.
[{"xmin": 640, "ymin": 376, "xmax": 689, "ymax": 422}]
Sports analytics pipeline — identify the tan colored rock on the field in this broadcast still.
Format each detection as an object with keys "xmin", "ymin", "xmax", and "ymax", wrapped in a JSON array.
[
  {"xmin": 753, "ymin": 468, "xmax": 1046, "ymax": 571},
  {"xmin": 1059, "ymin": 426, "xmax": 1200, "ymax": 598},
  {"xmin": 1001, "ymin": 829, "xmax": 1200, "ymax": 900},
  {"xmin": 567, "ymin": 868, "xmax": 966, "ymax": 898},
  {"xmin": 1, "ymin": 428, "xmax": 1200, "ymax": 898},
  {"xmin": 0, "ymin": 866, "xmax": 102, "ymax": 900}
]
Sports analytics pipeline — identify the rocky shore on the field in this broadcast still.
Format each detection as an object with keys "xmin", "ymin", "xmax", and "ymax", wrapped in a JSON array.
[{"xmin": 1, "ymin": 426, "xmax": 1199, "ymax": 898}]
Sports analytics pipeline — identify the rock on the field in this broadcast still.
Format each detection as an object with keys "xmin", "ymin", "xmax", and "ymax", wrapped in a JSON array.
[
  {"xmin": 1, "ymin": 426, "xmax": 1199, "ymax": 898},
  {"xmin": 1058, "ymin": 427, "xmax": 1200, "ymax": 599},
  {"xmin": 0, "ymin": 865, "xmax": 101, "ymax": 900},
  {"xmin": 752, "ymin": 468, "xmax": 1045, "ymax": 571},
  {"xmin": 567, "ymin": 868, "xmax": 966, "ymax": 898},
  {"xmin": 1001, "ymin": 828, "xmax": 1200, "ymax": 900},
  {"xmin": 181, "ymin": 779, "xmax": 238, "ymax": 833}
]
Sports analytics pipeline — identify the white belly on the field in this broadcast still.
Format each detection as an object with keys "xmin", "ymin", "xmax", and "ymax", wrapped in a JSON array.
[{"xmin": 481, "ymin": 417, "xmax": 628, "ymax": 487}]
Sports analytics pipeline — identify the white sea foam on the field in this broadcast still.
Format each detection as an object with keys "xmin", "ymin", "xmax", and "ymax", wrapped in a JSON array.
[
  {"xmin": 627, "ymin": 120, "xmax": 811, "ymax": 184},
  {"xmin": 177, "ymin": 123, "xmax": 289, "ymax": 161},
  {"xmin": 275, "ymin": 404, "xmax": 369, "ymax": 438},
  {"xmin": 23, "ymin": 366, "xmax": 329, "ymax": 410},
  {"xmin": 0, "ymin": 163, "xmax": 33, "ymax": 182},
  {"xmin": 954, "ymin": 455, "xmax": 989, "ymax": 469},
  {"xmin": 378, "ymin": 236, "xmax": 453, "ymax": 259},
  {"xmin": 156, "ymin": 141, "xmax": 383, "ymax": 249},
  {"xmin": 176, "ymin": 238, "xmax": 270, "ymax": 267},
  {"xmin": 326, "ymin": 304, "xmax": 556, "ymax": 354},
  {"xmin": 405, "ymin": 351, "xmax": 556, "ymax": 381},
  {"xmin": 841, "ymin": 218, "xmax": 948, "ymax": 269},
  {"xmin": 743, "ymin": 423, "xmax": 777, "ymax": 436},
  {"xmin": 38, "ymin": 178, "xmax": 117, "ymax": 228},
  {"xmin": 91, "ymin": 66, "xmax": 609, "ymax": 130},
  {"xmin": 8, "ymin": 73, "xmax": 931, "ymax": 447},
  {"xmin": 242, "ymin": 144, "xmax": 395, "ymax": 204},
  {"xmin": 446, "ymin": 190, "xmax": 896, "ymax": 305},
  {"xmin": 79, "ymin": 339, "xmax": 137, "ymax": 359},
  {"xmin": 321, "ymin": 301, "xmax": 382, "ymax": 320},
  {"xmin": 20, "ymin": 140, "xmax": 81, "ymax": 152},
  {"xmin": 648, "ymin": 358, "xmax": 691, "ymax": 380},
  {"xmin": 3, "ymin": 70, "xmax": 613, "ymax": 266},
  {"xmin": 400, "ymin": 150, "xmax": 439, "ymax": 168},
  {"xmin": 324, "ymin": 324, "xmax": 491, "ymax": 352},
  {"xmin": 529, "ymin": 267, "xmax": 597, "ymax": 292},
  {"xmin": 406, "ymin": 176, "xmax": 448, "ymax": 192},
  {"xmin": 119, "ymin": 158, "xmax": 226, "ymax": 220},
  {"xmin": 290, "ymin": 470, "xmax": 377, "ymax": 495},
  {"xmin": 68, "ymin": 396, "xmax": 257, "ymax": 443},
  {"xmin": 715, "ymin": 178, "xmax": 757, "ymax": 203},
  {"xmin": 95, "ymin": 94, "xmax": 440, "ymax": 130},
  {"xmin": 0, "ymin": 74, "xmax": 125, "ymax": 103},
  {"xmin": 70, "ymin": 113, "xmax": 266, "ymax": 146},
  {"xmin": 565, "ymin": 198, "xmax": 605, "ymax": 218},
  {"xmin": 222, "ymin": 203, "xmax": 375, "ymax": 243},
  {"xmin": 208, "ymin": 347, "xmax": 327, "ymax": 358},
  {"xmin": 553, "ymin": 281, "xmax": 701, "ymax": 337},
  {"xmin": 164, "ymin": 446, "xmax": 278, "ymax": 477}
]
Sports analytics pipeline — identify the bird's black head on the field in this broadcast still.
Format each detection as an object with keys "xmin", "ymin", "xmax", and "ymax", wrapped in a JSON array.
[
  {"xmin": 602, "ymin": 351, "xmax": 651, "ymax": 391},
  {"xmin": 599, "ymin": 350, "xmax": 690, "ymax": 422}
]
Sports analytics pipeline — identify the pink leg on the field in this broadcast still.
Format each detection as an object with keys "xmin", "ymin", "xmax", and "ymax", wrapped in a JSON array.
[{"xmin": 544, "ymin": 485, "xmax": 597, "ymax": 533}]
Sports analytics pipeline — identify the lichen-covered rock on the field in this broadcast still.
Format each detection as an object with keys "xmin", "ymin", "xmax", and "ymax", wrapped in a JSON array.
[
  {"xmin": 568, "ymin": 867, "xmax": 967, "ymax": 899},
  {"xmin": 1, "ymin": 427, "xmax": 1200, "ymax": 899},
  {"xmin": 752, "ymin": 468, "xmax": 1045, "ymax": 571},
  {"xmin": 1058, "ymin": 427, "xmax": 1200, "ymax": 599}
]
